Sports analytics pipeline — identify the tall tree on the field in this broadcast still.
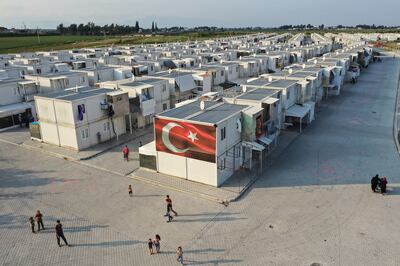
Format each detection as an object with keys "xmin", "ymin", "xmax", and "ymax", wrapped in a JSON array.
[
  {"xmin": 69, "ymin": 24, "xmax": 78, "ymax": 35},
  {"xmin": 135, "ymin": 21, "xmax": 140, "ymax": 32},
  {"xmin": 77, "ymin": 23, "xmax": 84, "ymax": 35},
  {"xmin": 57, "ymin": 23, "xmax": 65, "ymax": 35},
  {"xmin": 151, "ymin": 21, "xmax": 155, "ymax": 32}
]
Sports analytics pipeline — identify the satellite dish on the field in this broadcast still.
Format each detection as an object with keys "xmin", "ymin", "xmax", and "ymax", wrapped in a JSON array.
[
  {"xmin": 302, "ymin": 64, "xmax": 306, "ymax": 69},
  {"xmin": 200, "ymin": 100, "xmax": 205, "ymax": 111},
  {"xmin": 323, "ymin": 56, "xmax": 326, "ymax": 61},
  {"xmin": 288, "ymin": 69, "xmax": 293, "ymax": 74},
  {"xmin": 242, "ymin": 86, "xmax": 247, "ymax": 93},
  {"xmin": 314, "ymin": 60, "xmax": 318, "ymax": 65},
  {"xmin": 268, "ymin": 77, "xmax": 273, "ymax": 82}
]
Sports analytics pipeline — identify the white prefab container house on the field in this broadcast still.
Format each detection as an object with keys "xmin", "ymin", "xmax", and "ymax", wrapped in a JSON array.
[
  {"xmin": 224, "ymin": 87, "xmax": 281, "ymax": 149},
  {"xmin": 152, "ymin": 100, "xmax": 249, "ymax": 187},
  {"xmin": 34, "ymin": 87, "xmax": 129, "ymax": 150},
  {"xmin": 262, "ymin": 71, "xmax": 316, "ymax": 105},
  {"xmin": 147, "ymin": 70, "xmax": 211, "ymax": 105},
  {"xmin": 74, "ymin": 66, "xmax": 115, "ymax": 86},
  {"xmin": 0, "ymin": 78, "xmax": 38, "ymax": 130},
  {"xmin": 25, "ymin": 71, "xmax": 89, "ymax": 93},
  {"xmin": 263, "ymin": 79, "xmax": 313, "ymax": 132},
  {"xmin": 207, "ymin": 61, "xmax": 240, "ymax": 83},
  {"xmin": 100, "ymin": 78, "xmax": 170, "ymax": 129},
  {"xmin": 243, "ymin": 55, "xmax": 270, "ymax": 75},
  {"xmin": 192, "ymin": 65, "xmax": 226, "ymax": 88}
]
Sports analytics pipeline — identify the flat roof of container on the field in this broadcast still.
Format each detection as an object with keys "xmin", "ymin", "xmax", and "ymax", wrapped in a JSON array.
[
  {"xmin": 237, "ymin": 88, "xmax": 277, "ymax": 101},
  {"xmin": 266, "ymin": 79, "xmax": 298, "ymax": 88},
  {"xmin": 246, "ymin": 78, "xmax": 271, "ymax": 87},
  {"xmin": 289, "ymin": 72, "xmax": 314, "ymax": 78},
  {"xmin": 36, "ymin": 87, "xmax": 112, "ymax": 101},
  {"xmin": 150, "ymin": 71, "xmax": 194, "ymax": 78},
  {"xmin": 158, "ymin": 100, "xmax": 248, "ymax": 124},
  {"xmin": 0, "ymin": 78, "xmax": 24, "ymax": 85}
]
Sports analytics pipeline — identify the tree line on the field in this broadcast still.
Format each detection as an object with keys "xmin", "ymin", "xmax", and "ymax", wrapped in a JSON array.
[
  {"xmin": 56, "ymin": 21, "xmax": 160, "ymax": 35},
  {"xmin": 279, "ymin": 24, "xmax": 399, "ymax": 30}
]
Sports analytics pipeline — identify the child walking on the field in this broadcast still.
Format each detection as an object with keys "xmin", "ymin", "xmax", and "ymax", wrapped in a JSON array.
[
  {"xmin": 128, "ymin": 185, "xmax": 133, "ymax": 197},
  {"xmin": 29, "ymin": 217, "xmax": 35, "ymax": 233},
  {"xmin": 176, "ymin": 246, "xmax": 183, "ymax": 264},
  {"xmin": 148, "ymin": 238, "xmax": 154, "ymax": 255}
]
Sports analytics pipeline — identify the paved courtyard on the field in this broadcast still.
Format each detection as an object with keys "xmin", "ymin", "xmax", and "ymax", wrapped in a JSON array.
[{"xmin": 1, "ymin": 58, "xmax": 400, "ymax": 266}]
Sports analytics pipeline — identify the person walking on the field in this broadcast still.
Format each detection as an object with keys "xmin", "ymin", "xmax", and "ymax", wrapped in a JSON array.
[
  {"xmin": 176, "ymin": 246, "xmax": 183, "ymax": 264},
  {"xmin": 148, "ymin": 238, "xmax": 154, "ymax": 255},
  {"xmin": 128, "ymin": 185, "xmax": 133, "ymax": 197},
  {"xmin": 165, "ymin": 195, "xmax": 178, "ymax": 216},
  {"xmin": 122, "ymin": 145, "xmax": 130, "ymax": 162},
  {"xmin": 29, "ymin": 217, "xmax": 35, "ymax": 233},
  {"xmin": 35, "ymin": 210, "xmax": 45, "ymax": 231},
  {"xmin": 55, "ymin": 220, "xmax": 69, "ymax": 247},
  {"xmin": 153, "ymin": 234, "xmax": 161, "ymax": 253}
]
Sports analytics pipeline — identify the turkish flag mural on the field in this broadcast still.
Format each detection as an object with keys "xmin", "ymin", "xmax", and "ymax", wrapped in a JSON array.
[{"xmin": 155, "ymin": 118, "xmax": 216, "ymax": 163}]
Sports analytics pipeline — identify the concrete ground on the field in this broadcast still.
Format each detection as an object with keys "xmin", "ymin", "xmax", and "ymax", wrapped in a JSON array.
[{"xmin": 1, "ymin": 57, "xmax": 400, "ymax": 266}]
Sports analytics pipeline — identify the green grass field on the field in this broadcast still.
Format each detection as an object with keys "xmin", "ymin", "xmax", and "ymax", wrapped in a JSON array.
[
  {"xmin": 0, "ymin": 31, "xmax": 254, "ymax": 54},
  {"xmin": 1, "ymin": 29, "xmax": 400, "ymax": 54},
  {"xmin": 0, "ymin": 35, "xmax": 106, "ymax": 53}
]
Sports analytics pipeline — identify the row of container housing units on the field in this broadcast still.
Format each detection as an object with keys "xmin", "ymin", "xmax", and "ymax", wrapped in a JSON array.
[
  {"xmin": 135, "ymin": 45, "xmax": 375, "ymax": 187},
  {"xmin": 0, "ymin": 33, "xmax": 372, "ymax": 155}
]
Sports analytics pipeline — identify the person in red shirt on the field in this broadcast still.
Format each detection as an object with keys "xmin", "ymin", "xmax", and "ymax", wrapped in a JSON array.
[
  {"xmin": 381, "ymin": 176, "xmax": 388, "ymax": 194},
  {"xmin": 35, "ymin": 210, "xmax": 45, "ymax": 231},
  {"xmin": 122, "ymin": 145, "xmax": 129, "ymax": 162},
  {"xmin": 165, "ymin": 195, "xmax": 178, "ymax": 216}
]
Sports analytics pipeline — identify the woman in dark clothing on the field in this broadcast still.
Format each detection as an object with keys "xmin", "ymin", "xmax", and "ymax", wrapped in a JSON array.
[
  {"xmin": 371, "ymin": 175, "xmax": 380, "ymax": 192},
  {"xmin": 153, "ymin": 234, "xmax": 161, "ymax": 253},
  {"xmin": 55, "ymin": 220, "xmax": 69, "ymax": 247}
]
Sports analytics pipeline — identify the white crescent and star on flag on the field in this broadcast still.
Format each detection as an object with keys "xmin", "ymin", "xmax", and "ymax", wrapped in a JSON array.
[{"xmin": 162, "ymin": 122, "xmax": 199, "ymax": 153}]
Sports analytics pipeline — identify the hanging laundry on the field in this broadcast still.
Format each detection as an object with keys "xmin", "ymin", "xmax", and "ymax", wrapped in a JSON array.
[{"xmin": 78, "ymin": 105, "xmax": 84, "ymax": 121}]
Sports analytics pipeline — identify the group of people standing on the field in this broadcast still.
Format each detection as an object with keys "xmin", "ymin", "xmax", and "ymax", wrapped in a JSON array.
[
  {"xmin": 128, "ymin": 185, "xmax": 183, "ymax": 264},
  {"xmin": 371, "ymin": 174, "xmax": 388, "ymax": 194},
  {"xmin": 147, "ymin": 234, "xmax": 161, "ymax": 254},
  {"xmin": 29, "ymin": 210, "xmax": 45, "ymax": 233},
  {"xmin": 28, "ymin": 211, "xmax": 69, "ymax": 247}
]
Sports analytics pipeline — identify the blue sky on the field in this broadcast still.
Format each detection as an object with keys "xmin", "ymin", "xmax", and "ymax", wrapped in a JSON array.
[{"xmin": 1, "ymin": 0, "xmax": 399, "ymax": 29}]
